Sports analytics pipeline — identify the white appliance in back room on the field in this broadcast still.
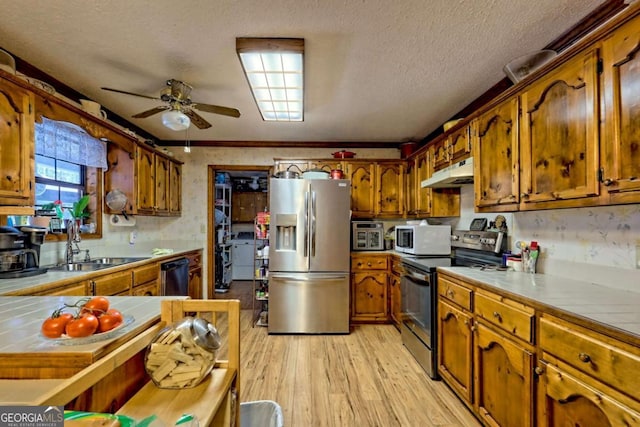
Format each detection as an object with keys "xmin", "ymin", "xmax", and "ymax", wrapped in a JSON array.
[
  {"xmin": 230, "ymin": 232, "xmax": 254, "ymax": 281},
  {"xmin": 268, "ymin": 178, "xmax": 351, "ymax": 334}
]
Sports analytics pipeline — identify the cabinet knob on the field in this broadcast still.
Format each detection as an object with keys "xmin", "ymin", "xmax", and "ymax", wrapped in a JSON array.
[
  {"xmin": 492, "ymin": 311, "xmax": 502, "ymax": 322},
  {"xmin": 447, "ymin": 290, "xmax": 454, "ymax": 298},
  {"xmin": 534, "ymin": 366, "xmax": 544, "ymax": 376},
  {"xmin": 520, "ymin": 193, "xmax": 529, "ymax": 199},
  {"xmin": 578, "ymin": 352, "xmax": 591, "ymax": 363},
  {"xmin": 602, "ymin": 178, "xmax": 614, "ymax": 186},
  {"xmin": 367, "ymin": 262, "xmax": 372, "ymax": 267}
]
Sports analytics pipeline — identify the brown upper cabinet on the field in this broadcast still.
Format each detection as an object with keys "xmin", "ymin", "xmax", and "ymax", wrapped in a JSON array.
[
  {"xmin": 375, "ymin": 161, "xmax": 405, "ymax": 218},
  {"xmin": 473, "ymin": 97, "xmax": 520, "ymax": 211},
  {"xmin": 0, "ymin": 75, "xmax": 34, "ymax": 209},
  {"xmin": 105, "ymin": 141, "xmax": 182, "ymax": 217},
  {"xmin": 601, "ymin": 14, "xmax": 640, "ymax": 204},
  {"xmin": 448, "ymin": 124, "xmax": 473, "ymax": 165},
  {"xmin": 520, "ymin": 47, "xmax": 601, "ymax": 210},
  {"xmin": 231, "ymin": 191, "xmax": 267, "ymax": 223}
]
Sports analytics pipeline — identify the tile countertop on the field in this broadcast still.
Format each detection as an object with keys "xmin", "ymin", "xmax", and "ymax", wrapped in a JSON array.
[
  {"xmin": 438, "ymin": 267, "xmax": 640, "ymax": 346},
  {"xmin": 0, "ymin": 243, "xmax": 203, "ymax": 296}
]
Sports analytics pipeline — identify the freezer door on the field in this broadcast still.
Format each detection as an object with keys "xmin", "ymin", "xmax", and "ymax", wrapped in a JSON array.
[
  {"xmin": 268, "ymin": 272, "xmax": 350, "ymax": 334},
  {"xmin": 308, "ymin": 179, "xmax": 351, "ymax": 272}
]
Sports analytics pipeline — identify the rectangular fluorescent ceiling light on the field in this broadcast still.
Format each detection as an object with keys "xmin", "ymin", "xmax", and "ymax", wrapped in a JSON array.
[{"xmin": 236, "ymin": 38, "xmax": 304, "ymax": 122}]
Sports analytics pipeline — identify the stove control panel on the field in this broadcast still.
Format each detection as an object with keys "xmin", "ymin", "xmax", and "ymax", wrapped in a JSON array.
[{"xmin": 451, "ymin": 230, "xmax": 506, "ymax": 253}]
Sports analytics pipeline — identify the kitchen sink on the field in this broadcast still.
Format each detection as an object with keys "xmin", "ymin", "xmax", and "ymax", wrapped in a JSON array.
[
  {"xmin": 89, "ymin": 257, "xmax": 150, "ymax": 265},
  {"xmin": 49, "ymin": 262, "xmax": 116, "ymax": 272}
]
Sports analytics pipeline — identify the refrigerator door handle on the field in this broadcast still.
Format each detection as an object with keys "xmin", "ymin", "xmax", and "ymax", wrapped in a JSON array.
[
  {"xmin": 304, "ymin": 191, "xmax": 309, "ymax": 258},
  {"xmin": 311, "ymin": 191, "xmax": 316, "ymax": 257},
  {"xmin": 270, "ymin": 274, "xmax": 348, "ymax": 281}
]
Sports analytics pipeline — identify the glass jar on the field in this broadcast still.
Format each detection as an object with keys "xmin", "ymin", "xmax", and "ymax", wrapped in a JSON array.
[{"xmin": 144, "ymin": 317, "xmax": 221, "ymax": 389}]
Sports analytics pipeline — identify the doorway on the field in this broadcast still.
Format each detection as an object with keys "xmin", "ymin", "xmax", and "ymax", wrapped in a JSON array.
[{"xmin": 207, "ymin": 164, "xmax": 272, "ymax": 303}]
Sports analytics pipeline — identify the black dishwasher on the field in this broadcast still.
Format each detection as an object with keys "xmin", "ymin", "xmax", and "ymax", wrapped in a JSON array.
[{"xmin": 161, "ymin": 258, "xmax": 190, "ymax": 296}]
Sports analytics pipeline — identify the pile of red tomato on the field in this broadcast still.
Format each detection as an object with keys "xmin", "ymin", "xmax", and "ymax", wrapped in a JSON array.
[{"xmin": 41, "ymin": 296, "xmax": 124, "ymax": 338}]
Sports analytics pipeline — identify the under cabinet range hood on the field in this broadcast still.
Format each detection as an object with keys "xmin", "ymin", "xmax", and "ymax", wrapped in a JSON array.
[{"xmin": 421, "ymin": 157, "xmax": 474, "ymax": 188}]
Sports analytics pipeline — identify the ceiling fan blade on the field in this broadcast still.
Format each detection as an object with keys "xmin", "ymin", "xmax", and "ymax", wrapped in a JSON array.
[
  {"xmin": 101, "ymin": 87, "xmax": 161, "ymax": 101},
  {"xmin": 192, "ymin": 102, "xmax": 241, "ymax": 118},
  {"xmin": 184, "ymin": 109, "xmax": 212, "ymax": 129},
  {"xmin": 132, "ymin": 106, "xmax": 169, "ymax": 118}
]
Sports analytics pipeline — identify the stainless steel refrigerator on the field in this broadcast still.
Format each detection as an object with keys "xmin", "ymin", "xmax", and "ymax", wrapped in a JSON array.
[{"xmin": 268, "ymin": 178, "xmax": 351, "ymax": 334}]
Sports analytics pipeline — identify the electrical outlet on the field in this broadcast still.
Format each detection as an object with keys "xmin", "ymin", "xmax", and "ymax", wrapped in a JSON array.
[{"xmin": 129, "ymin": 230, "xmax": 137, "ymax": 245}]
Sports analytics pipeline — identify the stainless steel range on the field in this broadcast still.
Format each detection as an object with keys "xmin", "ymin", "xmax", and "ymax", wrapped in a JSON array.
[{"xmin": 400, "ymin": 229, "xmax": 506, "ymax": 379}]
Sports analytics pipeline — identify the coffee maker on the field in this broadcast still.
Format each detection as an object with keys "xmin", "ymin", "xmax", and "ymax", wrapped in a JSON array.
[
  {"xmin": 18, "ymin": 226, "xmax": 48, "ymax": 269},
  {"xmin": 0, "ymin": 226, "xmax": 48, "ymax": 279}
]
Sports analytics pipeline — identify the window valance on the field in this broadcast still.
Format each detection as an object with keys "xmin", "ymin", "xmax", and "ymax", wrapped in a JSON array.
[{"xmin": 35, "ymin": 117, "xmax": 107, "ymax": 169}]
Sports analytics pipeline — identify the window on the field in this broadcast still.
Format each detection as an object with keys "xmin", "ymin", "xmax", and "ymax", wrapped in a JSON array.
[
  {"xmin": 35, "ymin": 154, "xmax": 85, "ymax": 211},
  {"xmin": 34, "ymin": 117, "xmax": 106, "ymax": 238}
]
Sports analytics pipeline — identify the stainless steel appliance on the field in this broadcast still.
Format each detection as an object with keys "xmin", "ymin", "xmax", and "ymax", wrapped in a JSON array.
[
  {"xmin": 400, "ymin": 229, "xmax": 506, "ymax": 379},
  {"xmin": 161, "ymin": 258, "xmax": 190, "ymax": 296},
  {"xmin": 395, "ymin": 222, "xmax": 451, "ymax": 255},
  {"xmin": 0, "ymin": 226, "xmax": 48, "ymax": 279},
  {"xmin": 269, "ymin": 178, "xmax": 351, "ymax": 334},
  {"xmin": 351, "ymin": 221, "xmax": 384, "ymax": 251}
]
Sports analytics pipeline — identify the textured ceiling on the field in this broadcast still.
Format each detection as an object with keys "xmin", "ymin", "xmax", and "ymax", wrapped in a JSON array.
[{"xmin": 0, "ymin": 0, "xmax": 606, "ymax": 143}]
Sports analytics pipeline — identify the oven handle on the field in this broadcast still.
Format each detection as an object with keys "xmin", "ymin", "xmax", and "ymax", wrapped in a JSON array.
[
  {"xmin": 404, "ymin": 269, "xmax": 430, "ymax": 284},
  {"xmin": 404, "ymin": 271, "xmax": 431, "ymax": 287}
]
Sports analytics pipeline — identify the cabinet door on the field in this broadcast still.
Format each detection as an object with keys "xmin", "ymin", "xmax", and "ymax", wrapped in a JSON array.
[
  {"xmin": 188, "ymin": 266, "xmax": 203, "ymax": 299},
  {"xmin": 155, "ymin": 155, "xmax": 170, "ymax": 214},
  {"xmin": 231, "ymin": 192, "xmax": 255, "ymax": 222},
  {"xmin": 351, "ymin": 271, "xmax": 388, "ymax": 322},
  {"xmin": 431, "ymin": 138, "xmax": 450, "ymax": 172},
  {"xmin": 449, "ymin": 124, "xmax": 472, "ymax": 164},
  {"xmin": 169, "ymin": 160, "xmax": 182, "ymax": 215},
  {"xmin": 474, "ymin": 97, "xmax": 520, "ymax": 209},
  {"xmin": 389, "ymin": 272, "xmax": 401, "ymax": 327},
  {"xmin": 131, "ymin": 282, "xmax": 159, "ymax": 296},
  {"xmin": 136, "ymin": 146, "xmax": 155, "ymax": 213},
  {"xmin": 537, "ymin": 362, "xmax": 640, "ymax": 427},
  {"xmin": 520, "ymin": 48, "xmax": 600, "ymax": 207},
  {"xmin": 415, "ymin": 150, "xmax": 431, "ymax": 215},
  {"xmin": 0, "ymin": 78, "xmax": 34, "ymax": 206},
  {"xmin": 438, "ymin": 299, "xmax": 474, "ymax": 403},
  {"xmin": 105, "ymin": 140, "xmax": 137, "ymax": 215},
  {"xmin": 344, "ymin": 161, "xmax": 375, "ymax": 218},
  {"xmin": 601, "ymin": 15, "xmax": 640, "ymax": 201},
  {"xmin": 375, "ymin": 162, "xmax": 404, "ymax": 217},
  {"xmin": 475, "ymin": 322, "xmax": 534, "ymax": 427},
  {"xmin": 405, "ymin": 157, "xmax": 417, "ymax": 215}
]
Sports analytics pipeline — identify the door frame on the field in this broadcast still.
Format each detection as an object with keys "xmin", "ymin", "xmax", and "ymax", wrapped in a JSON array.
[{"xmin": 207, "ymin": 164, "xmax": 273, "ymax": 299}]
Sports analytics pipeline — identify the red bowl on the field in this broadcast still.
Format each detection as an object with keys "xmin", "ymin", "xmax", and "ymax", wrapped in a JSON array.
[{"xmin": 332, "ymin": 150, "xmax": 356, "ymax": 159}]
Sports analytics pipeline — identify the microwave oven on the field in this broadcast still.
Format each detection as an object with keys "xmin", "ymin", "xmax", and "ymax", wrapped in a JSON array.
[
  {"xmin": 395, "ymin": 223, "xmax": 451, "ymax": 255},
  {"xmin": 352, "ymin": 221, "xmax": 385, "ymax": 251}
]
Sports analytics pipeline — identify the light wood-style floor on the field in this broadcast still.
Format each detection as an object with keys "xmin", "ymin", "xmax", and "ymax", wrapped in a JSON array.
[{"xmin": 237, "ymin": 310, "xmax": 481, "ymax": 427}]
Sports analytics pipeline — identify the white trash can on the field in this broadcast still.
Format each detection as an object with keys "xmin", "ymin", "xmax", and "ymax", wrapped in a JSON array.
[{"xmin": 240, "ymin": 400, "xmax": 283, "ymax": 427}]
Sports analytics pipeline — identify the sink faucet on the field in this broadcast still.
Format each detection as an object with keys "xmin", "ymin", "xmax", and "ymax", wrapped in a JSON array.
[{"xmin": 65, "ymin": 220, "xmax": 81, "ymax": 264}]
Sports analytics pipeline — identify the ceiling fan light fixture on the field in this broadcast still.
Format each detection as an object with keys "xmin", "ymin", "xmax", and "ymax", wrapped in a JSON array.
[
  {"xmin": 162, "ymin": 110, "xmax": 191, "ymax": 131},
  {"xmin": 236, "ymin": 38, "xmax": 304, "ymax": 122}
]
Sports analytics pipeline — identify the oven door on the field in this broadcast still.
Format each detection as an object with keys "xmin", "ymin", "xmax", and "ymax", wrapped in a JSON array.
[{"xmin": 400, "ymin": 264, "xmax": 438, "ymax": 379}]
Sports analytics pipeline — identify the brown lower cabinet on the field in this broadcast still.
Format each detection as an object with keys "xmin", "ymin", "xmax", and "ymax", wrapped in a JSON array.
[
  {"xmin": 437, "ymin": 271, "xmax": 640, "ymax": 426},
  {"xmin": 350, "ymin": 253, "xmax": 389, "ymax": 323}
]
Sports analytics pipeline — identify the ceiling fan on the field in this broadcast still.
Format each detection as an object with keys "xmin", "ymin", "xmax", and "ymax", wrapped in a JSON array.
[{"xmin": 101, "ymin": 79, "xmax": 241, "ymax": 130}]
